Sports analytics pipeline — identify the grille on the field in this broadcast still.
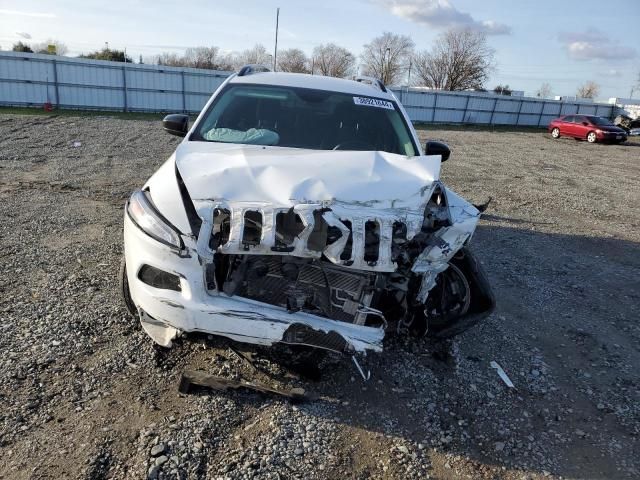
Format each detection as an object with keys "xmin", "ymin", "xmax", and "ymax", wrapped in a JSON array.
[{"xmin": 200, "ymin": 201, "xmax": 425, "ymax": 273}]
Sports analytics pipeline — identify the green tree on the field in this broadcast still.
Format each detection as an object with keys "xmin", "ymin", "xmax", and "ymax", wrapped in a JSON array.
[
  {"xmin": 12, "ymin": 42, "xmax": 33, "ymax": 53},
  {"xmin": 80, "ymin": 48, "xmax": 132, "ymax": 63},
  {"xmin": 32, "ymin": 40, "xmax": 68, "ymax": 55}
]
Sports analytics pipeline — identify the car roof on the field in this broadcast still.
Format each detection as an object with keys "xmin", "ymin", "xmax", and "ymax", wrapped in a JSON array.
[{"xmin": 228, "ymin": 71, "xmax": 395, "ymax": 100}]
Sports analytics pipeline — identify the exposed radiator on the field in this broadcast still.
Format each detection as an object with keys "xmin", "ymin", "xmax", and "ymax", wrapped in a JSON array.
[{"xmin": 238, "ymin": 257, "xmax": 376, "ymax": 324}]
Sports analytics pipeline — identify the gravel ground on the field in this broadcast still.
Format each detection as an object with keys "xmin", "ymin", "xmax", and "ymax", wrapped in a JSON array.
[{"xmin": 0, "ymin": 112, "xmax": 639, "ymax": 480}]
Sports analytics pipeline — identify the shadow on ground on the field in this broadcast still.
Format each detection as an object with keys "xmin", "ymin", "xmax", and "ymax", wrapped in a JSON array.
[{"xmin": 166, "ymin": 224, "xmax": 640, "ymax": 479}]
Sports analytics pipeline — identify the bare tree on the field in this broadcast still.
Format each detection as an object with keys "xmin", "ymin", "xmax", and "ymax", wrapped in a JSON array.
[
  {"xmin": 233, "ymin": 44, "xmax": 272, "ymax": 70},
  {"xmin": 311, "ymin": 43, "xmax": 356, "ymax": 78},
  {"xmin": 155, "ymin": 52, "xmax": 184, "ymax": 67},
  {"xmin": 183, "ymin": 47, "xmax": 233, "ymax": 70},
  {"xmin": 536, "ymin": 83, "xmax": 553, "ymax": 99},
  {"xmin": 277, "ymin": 48, "xmax": 309, "ymax": 73},
  {"xmin": 413, "ymin": 28, "xmax": 494, "ymax": 91},
  {"xmin": 153, "ymin": 47, "xmax": 233, "ymax": 70},
  {"xmin": 576, "ymin": 81, "xmax": 599, "ymax": 99},
  {"xmin": 32, "ymin": 39, "xmax": 68, "ymax": 55},
  {"xmin": 361, "ymin": 32, "xmax": 414, "ymax": 85},
  {"xmin": 493, "ymin": 84, "xmax": 511, "ymax": 95}
]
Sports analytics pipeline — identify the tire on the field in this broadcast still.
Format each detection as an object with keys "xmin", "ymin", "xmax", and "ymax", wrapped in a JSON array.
[
  {"xmin": 551, "ymin": 127, "xmax": 560, "ymax": 139},
  {"xmin": 119, "ymin": 256, "xmax": 138, "ymax": 318},
  {"xmin": 587, "ymin": 131, "xmax": 597, "ymax": 143}
]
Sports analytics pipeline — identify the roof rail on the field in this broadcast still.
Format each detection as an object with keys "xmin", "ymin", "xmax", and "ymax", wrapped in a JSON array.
[
  {"xmin": 237, "ymin": 64, "xmax": 272, "ymax": 77},
  {"xmin": 354, "ymin": 75, "xmax": 388, "ymax": 93}
]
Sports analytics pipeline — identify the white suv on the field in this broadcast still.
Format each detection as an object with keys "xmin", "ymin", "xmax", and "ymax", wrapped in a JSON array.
[{"xmin": 121, "ymin": 66, "xmax": 494, "ymax": 357}]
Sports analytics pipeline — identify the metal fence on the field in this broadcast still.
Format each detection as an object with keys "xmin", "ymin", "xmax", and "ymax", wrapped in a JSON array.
[
  {"xmin": 0, "ymin": 51, "xmax": 229, "ymax": 113},
  {"xmin": 392, "ymin": 89, "xmax": 617, "ymax": 127},
  {"xmin": 0, "ymin": 51, "xmax": 618, "ymax": 126}
]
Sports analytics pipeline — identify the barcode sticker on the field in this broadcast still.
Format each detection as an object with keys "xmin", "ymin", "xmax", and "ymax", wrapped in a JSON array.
[{"xmin": 353, "ymin": 97, "xmax": 395, "ymax": 110}]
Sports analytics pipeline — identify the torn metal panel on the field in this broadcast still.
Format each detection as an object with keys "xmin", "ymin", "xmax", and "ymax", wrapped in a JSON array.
[
  {"xmin": 139, "ymin": 309, "xmax": 179, "ymax": 348},
  {"xmin": 410, "ymin": 186, "xmax": 481, "ymax": 302}
]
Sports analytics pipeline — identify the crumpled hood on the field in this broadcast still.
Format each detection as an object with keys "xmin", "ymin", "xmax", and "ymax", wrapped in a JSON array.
[{"xmin": 175, "ymin": 142, "xmax": 441, "ymax": 209}]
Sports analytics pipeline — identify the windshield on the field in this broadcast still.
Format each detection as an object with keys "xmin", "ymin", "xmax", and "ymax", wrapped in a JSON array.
[
  {"xmin": 192, "ymin": 84, "xmax": 417, "ymax": 156},
  {"xmin": 590, "ymin": 116, "xmax": 612, "ymax": 126}
]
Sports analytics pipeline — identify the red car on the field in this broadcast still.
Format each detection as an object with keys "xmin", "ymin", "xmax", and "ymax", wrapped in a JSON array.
[{"xmin": 548, "ymin": 115, "xmax": 627, "ymax": 144}]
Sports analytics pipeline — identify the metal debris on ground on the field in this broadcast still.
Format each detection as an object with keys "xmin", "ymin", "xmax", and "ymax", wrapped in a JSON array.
[
  {"xmin": 351, "ymin": 355, "xmax": 371, "ymax": 381},
  {"xmin": 178, "ymin": 369, "xmax": 306, "ymax": 402},
  {"xmin": 490, "ymin": 361, "xmax": 516, "ymax": 389}
]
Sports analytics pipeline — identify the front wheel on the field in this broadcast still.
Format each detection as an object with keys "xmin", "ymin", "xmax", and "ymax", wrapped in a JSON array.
[
  {"xmin": 587, "ymin": 131, "xmax": 597, "ymax": 143},
  {"xmin": 551, "ymin": 127, "xmax": 560, "ymax": 139}
]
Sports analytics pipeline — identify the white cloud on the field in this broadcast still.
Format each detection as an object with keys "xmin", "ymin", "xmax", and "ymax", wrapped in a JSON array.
[
  {"xmin": 16, "ymin": 32, "xmax": 32, "ymax": 39},
  {"xmin": 602, "ymin": 69, "xmax": 621, "ymax": 77},
  {"xmin": 480, "ymin": 20, "xmax": 511, "ymax": 36},
  {"xmin": 373, "ymin": 0, "xmax": 511, "ymax": 35},
  {"xmin": 558, "ymin": 28, "xmax": 636, "ymax": 61},
  {"xmin": 0, "ymin": 9, "xmax": 56, "ymax": 18}
]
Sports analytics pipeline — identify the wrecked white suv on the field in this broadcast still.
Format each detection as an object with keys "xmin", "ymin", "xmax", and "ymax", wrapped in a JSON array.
[{"xmin": 121, "ymin": 66, "xmax": 494, "ymax": 359}]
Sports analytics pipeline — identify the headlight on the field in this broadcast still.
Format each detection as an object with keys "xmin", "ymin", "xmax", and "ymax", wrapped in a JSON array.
[{"xmin": 127, "ymin": 190, "xmax": 182, "ymax": 249}]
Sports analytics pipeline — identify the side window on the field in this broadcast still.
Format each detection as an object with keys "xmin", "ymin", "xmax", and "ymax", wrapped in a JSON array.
[
  {"xmin": 564, "ymin": 115, "xmax": 575, "ymax": 123},
  {"xmin": 575, "ymin": 116, "xmax": 587, "ymax": 125}
]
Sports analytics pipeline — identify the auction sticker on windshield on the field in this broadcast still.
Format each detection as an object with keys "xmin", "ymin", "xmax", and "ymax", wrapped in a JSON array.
[{"xmin": 353, "ymin": 97, "xmax": 395, "ymax": 110}]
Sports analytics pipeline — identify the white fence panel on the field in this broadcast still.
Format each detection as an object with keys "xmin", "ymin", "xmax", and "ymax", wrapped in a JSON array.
[
  {"xmin": 57, "ymin": 62, "xmax": 122, "ymax": 87},
  {"xmin": 59, "ymin": 85, "xmax": 122, "ymax": 109},
  {"xmin": 1, "ymin": 51, "xmax": 619, "ymax": 126}
]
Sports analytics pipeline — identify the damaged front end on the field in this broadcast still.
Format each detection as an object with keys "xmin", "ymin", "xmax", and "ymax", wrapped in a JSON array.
[{"xmin": 124, "ymin": 148, "xmax": 494, "ymax": 357}]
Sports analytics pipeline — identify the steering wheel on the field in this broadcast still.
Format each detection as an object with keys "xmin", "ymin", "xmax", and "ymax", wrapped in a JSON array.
[{"xmin": 332, "ymin": 140, "xmax": 376, "ymax": 151}]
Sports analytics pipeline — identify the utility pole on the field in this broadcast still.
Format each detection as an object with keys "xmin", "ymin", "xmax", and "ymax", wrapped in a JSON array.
[
  {"xmin": 273, "ymin": 7, "xmax": 280, "ymax": 71},
  {"xmin": 406, "ymin": 58, "xmax": 412, "ymax": 92}
]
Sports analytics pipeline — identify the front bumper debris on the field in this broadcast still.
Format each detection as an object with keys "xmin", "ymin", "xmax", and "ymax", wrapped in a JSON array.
[{"xmin": 124, "ymin": 213, "xmax": 385, "ymax": 352}]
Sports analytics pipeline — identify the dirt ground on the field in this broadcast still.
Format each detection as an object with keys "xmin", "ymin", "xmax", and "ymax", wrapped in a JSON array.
[{"xmin": 0, "ymin": 112, "xmax": 639, "ymax": 480}]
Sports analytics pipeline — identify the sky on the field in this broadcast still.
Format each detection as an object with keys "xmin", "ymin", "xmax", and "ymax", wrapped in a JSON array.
[{"xmin": 1, "ymin": 0, "xmax": 638, "ymax": 99}]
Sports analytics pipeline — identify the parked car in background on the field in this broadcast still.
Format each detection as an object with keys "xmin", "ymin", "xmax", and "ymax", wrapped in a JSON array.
[{"xmin": 549, "ymin": 115, "xmax": 627, "ymax": 143}]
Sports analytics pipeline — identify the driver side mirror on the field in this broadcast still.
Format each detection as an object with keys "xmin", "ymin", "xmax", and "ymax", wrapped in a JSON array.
[
  {"xmin": 163, "ymin": 114, "xmax": 189, "ymax": 137},
  {"xmin": 425, "ymin": 141, "xmax": 451, "ymax": 162}
]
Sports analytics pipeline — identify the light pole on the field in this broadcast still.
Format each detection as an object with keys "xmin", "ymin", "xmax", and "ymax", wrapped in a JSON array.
[{"xmin": 273, "ymin": 7, "xmax": 280, "ymax": 71}]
